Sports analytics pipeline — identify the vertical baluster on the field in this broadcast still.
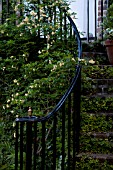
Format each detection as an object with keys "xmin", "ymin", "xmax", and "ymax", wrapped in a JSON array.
[
  {"xmin": 53, "ymin": 3, "xmax": 56, "ymax": 41},
  {"xmin": 20, "ymin": 122, "xmax": 24, "ymax": 170},
  {"xmin": 15, "ymin": 121, "xmax": 19, "ymax": 170},
  {"xmin": 70, "ymin": 23, "xmax": 72, "ymax": 39},
  {"xmin": 101, "ymin": 0, "xmax": 103, "ymax": 41},
  {"xmin": 26, "ymin": 122, "xmax": 32, "ymax": 170},
  {"xmin": 94, "ymin": 0, "xmax": 97, "ymax": 40},
  {"xmin": 68, "ymin": 94, "xmax": 71, "ymax": 170},
  {"xmin": 72, "ymin": 88, "xmax": 76, "ymax": 170},
  {"xmin": 64, "ymin": 10, "xmax": 67, "ymax": 43},
  {"xmin": 59, "ymin": 7, "xmax": 62, "ymax": 40},
  {"xmin": 38, "ymin": 0, "xmax": 40, "ymax": 38},
  {"xmin": 53, "ymin": 114, "xmax": 57, "ymax": 170},
  {"xmin": 20, "ymin": 0, "xmax": 22, "ymax": 17},
  {"xmin": 87, "ymin": 0, "xmax": 89, "ymax": 42},
  {"xmin": 75, "ymin": 68, "xmax": 81, "ymax": 153},
  {"xmin": 73, "ymin": 67, "xmax": 81, "ymax": 169},
  {"xmin": 62, "ymin": 103, "xmax": 65, "ymax": 170},
  {"xmin": 42, "ymin": 121, "xmax": 46, "ymax": 170},
  {"xmin": 34, "ymin": 122, "xmax": 37, "ymax": 170},
  {"xmin": 6, "ymin": 0, "xmax": 9, "ymax": 18},
  {"xmin": 43, "ymin": 0, "xmax": 46, "ymax": 39}
]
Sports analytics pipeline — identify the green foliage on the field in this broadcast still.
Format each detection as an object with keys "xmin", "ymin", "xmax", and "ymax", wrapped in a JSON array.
[
  {"xmin": 76, "ymin": 158, "xmax": 113, "ymax": 170},
  {"xmin": 103, "ymin": 3, "xmax": 113, "ymax": 39},
  {"xmin": 79, "ymin": 64, "xmax": 113, "ymax": 169},
  {"xmin": 0, "ymin": 0, "xmax": 78, "ymax": 169}
]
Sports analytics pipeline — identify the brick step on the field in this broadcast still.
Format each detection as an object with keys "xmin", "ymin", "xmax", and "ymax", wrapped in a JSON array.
[
  {"xmin": 82, "ymin": 78, "xmax": 113, "ymax": 95},
  {"xmin": 91, "ymin": 94, "xmax": 113, "ymax": 97},
  {"xmin": 82, "ymin": 52, "xmax": 106, "ymax": 56},
  {"xmin": 88, "ymin": 112, "xmax": 113, "ymax": 118},
  {"xmin": 77, "ymin": 153, "xmax": 113, "ymax": 163},
  {"xmin": 82, "ymin": 132, "xmax": 113, "ymax": 139},
  {"xmin": 82, "ymin": 65, "xmax": 113, "ymax": 67},
  {"xmin": 81, "ymin": 94, "xmax": 113, "ymax": 98},
  {"xmin": 82, "ymin": 65, "xmax": 113, "ymax": 79},
  {"xmin": 81, "ymin": 113, "xmax": 113, "ymax": 132},
  {"xmin": 91, "ymin": 132, "xmax": 113, "ymax": 139}
]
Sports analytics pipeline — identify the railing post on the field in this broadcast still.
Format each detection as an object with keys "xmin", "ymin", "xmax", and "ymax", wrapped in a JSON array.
[
  {"xmin": 15, "ymin": 121, "xmax": 19, "ymax": 170},
  {"xmin": 73, "ymin": 66, "xmax": 81, "ymax": 169},
  {"xmin": 101, "ymin": 0, "xmax": 103, "ymax": 41},
  {"xmin": 87, "ymin": 0, "xmax": 89, "ymax": 42},
  {"xmin": 26, "ymin": 121, "xmax": 32, "ymax": 170}
]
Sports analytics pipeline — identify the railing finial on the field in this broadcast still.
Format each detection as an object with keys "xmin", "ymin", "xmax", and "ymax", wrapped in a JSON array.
[{"xmin": 28, "ymin": 107, "xmax": 32, "ymax": 117}]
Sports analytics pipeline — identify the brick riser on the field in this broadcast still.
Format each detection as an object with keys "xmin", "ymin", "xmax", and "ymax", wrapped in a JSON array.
[{"xmin": 78, "ymin": 64, "xmax": 113, "ymax": 167}]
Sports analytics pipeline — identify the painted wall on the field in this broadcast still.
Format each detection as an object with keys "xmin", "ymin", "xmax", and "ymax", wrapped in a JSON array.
[{"xmin": 70, "ymin": 0, "xmax": 98, "ymax": 38}]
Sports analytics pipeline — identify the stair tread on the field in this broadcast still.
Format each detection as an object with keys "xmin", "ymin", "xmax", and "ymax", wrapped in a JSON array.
[
  {"xmin": 92, "ymin": 94, "xmax": 113, "ymax": 97},
  {"xmin": 90, "ymin": 132, "xmax": 113, "ymax": 138},
  {"xmin": 77, "ymin": 153, "xmax": 113, "ymax": 159},
  {"xmin": 82, "ymin": 94, "xmax": 113, "ymax": 97}
]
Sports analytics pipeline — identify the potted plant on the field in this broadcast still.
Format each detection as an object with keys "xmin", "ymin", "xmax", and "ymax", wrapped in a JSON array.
[{"xmin": 103, "ymin": 3, "xmax": 113, "ymax": 64}]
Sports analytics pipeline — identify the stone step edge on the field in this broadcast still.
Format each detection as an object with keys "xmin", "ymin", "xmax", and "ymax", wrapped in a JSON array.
[
  {"xmin": 81, "ymin": 132, "xmax": 113, "ymax": 139},
  {"xmin": 82, "ymin": 65, "xmax": 113, "ymax": 67},
  {"xmin": 86, "ymin": 112, "xmax": 113, "ymax": 116},
  {"xmin": 81, "ymin": 94, "xmax": 113, "ymax": 97},
  {"xmin": 82, "ymin": 78, "xmax": 113, "ymax": 81},
  {"xmin": 76, "ymin": 153, "xmax": 113, "ymax": 161}
]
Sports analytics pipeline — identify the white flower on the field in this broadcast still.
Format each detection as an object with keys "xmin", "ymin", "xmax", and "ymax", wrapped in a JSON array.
[
  {"xmin": 20, "ymin": 33, "xmax": 23, "ymax": 36},
  {"xmin": 15, "ymin": 93, "xmax": 19, "ymax": 96},
  {"xmin": 30, "ymin": 85, "xmax": 34, "ymax": 88},
  {"xmin": 25, "ymin": 93, "xmax": 28, "ymax": 96},
  {"xmin": 6, "ymin": 104, "xmax": 10, "ymax": 108},
  {"xmin": 89, "ymin": 59, "xmax": 95, "ymax": 64},
  {"xmin": 78, "ymin": 58, "xmax": 85, "ymax": 62},
  {"xmin": 35, "ymin": 84, "xmax": 37, "ymax": 88},
  {"xmin": 7, "ymin": 99, "xmax": 10, "ymax": 103},
  {"xmin": 38, "ymin": 50, "xmax": 41, "ymax": 54},
  {"xmin": 3, "ymin": 106, "xmax": 5, "ymax": 110},
  {"xmin": 24, "ymin": 17, "xmax": 29, "ymax": 22},
  {"xmin": 10, "ymin": 56, "xmax": 14, "ymax": 59},
  {"xmin": 11, "ymin": 110, "xmax": 14, "ymax": 114},
  {"xmin": 20, "ymin": 100, "xmax": 24, "ymax": 103},
  {"xmin": 1, "ymin": 30, "xmax": 4, "ymax": 34},
  {"xmin": 41, "ymin": 14, "xmax": 46, "ymax": 17},
  {"xmin": 52, "ymin": 65, "xmax": 57, "ymax": 70},
  {"xmin": 48, "ymin": 17, "xmax": 51, "ymax": 21},
  {"xmin": 59, "ymin": 61, "xmax": 64, "ymax": 67},
  {"xmin": 13, "ymin": 79, "xmax": 17, "ymax": 83},
  {"xmin": 30, "ymin": 10, "xmax": 37, "ymax": 16},
  {"xmin": 72, "ymin": 58, "xmax": 75, "ymax": 61},
  {"xmin": 51, "ymin": 32, "xmax": 55, "ymax": 35},
  {"xmin": 49, "ymin": 60, "xmax": 52, "ymax": 64},
  {"xmin": 14, "ymin": 133, "xmax": 16, "ymax": 138},
  {"xmin": 17, "ymin": 22, "xmax": 24, "ymax": 27},
  {"xmin": 2, "ymin": 67, "xmax": 6, "ymax": 71},
  {"xmin": 13, "ymin": 122, "xmax": 15, "ymax": 127}
]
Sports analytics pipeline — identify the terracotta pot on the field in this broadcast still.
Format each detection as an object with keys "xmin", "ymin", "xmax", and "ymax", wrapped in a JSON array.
[{"xmin": 105, "ymin": 39, "xmax": 113, "ymax": 65}]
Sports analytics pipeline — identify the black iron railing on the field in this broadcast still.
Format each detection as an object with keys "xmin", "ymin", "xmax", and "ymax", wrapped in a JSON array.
[
  {"xmin": 0, "ymin": 0, "xmax": 110, "ymax": 42},
  {"xmin": 14, "ymin": 14, "xmax": 82, "ymax": 170},
  {"xmin": 78, "ymin": 0, "xmax": 109, "ymax": 42}
]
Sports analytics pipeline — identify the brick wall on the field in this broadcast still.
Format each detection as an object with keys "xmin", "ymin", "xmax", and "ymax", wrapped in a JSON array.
[{"xmin": 97, "ymin": 0, "xmax": 108, "ymax": 38}]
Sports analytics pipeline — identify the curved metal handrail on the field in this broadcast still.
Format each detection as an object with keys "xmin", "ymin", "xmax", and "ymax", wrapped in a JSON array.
[{"xmin": 16, "ymin": 15, "xmax": 82, "ymax": 123}]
